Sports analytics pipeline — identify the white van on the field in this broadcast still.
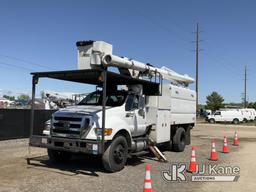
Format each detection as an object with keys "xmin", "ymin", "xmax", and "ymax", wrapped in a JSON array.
[{"xmin": 207, "ymin": 110, "xmax": 243, "ymax": 124}]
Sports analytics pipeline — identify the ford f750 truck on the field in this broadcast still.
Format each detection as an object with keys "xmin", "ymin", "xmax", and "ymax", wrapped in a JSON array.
[{"xmin": 29, "ymin": 41, "xmax": 196, "ymax": 172}]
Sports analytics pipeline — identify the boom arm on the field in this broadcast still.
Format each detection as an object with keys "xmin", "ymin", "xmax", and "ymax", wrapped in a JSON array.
[
  {"xmin": 102, "ymin": 54, "xmax": 194, "ymax": 84},
  {"xmin": 76, "ymin": 40, "xmax": 194, "ymax": 84}
]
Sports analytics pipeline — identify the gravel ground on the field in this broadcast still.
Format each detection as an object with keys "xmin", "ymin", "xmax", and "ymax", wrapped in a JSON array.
[{"xmin": 0, "ymin": 124, "xmax": 256, "ymax": 192}]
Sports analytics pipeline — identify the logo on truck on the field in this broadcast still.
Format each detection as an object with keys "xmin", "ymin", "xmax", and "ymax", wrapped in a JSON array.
[{"xmin": 63, "ymin": 121, "xmax": 70, "ymax": 129}]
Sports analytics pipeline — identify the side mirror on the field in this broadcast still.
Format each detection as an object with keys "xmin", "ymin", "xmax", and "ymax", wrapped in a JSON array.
[{"xmin": 138, "ymin": 109, "xmax": 145, "ymax": 117}]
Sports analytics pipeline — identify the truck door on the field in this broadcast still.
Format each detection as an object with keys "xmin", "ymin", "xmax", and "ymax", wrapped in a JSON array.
[
  {"xmin": 214, "ymin": 111, "xmax": 222, "ymax": 122},
  {"xmin": 125, "ymin": 94, "xmax": 147, "ymax": 137}
]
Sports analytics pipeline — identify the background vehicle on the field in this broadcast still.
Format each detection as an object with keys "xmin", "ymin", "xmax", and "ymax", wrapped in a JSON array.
[
  {"xmin": 29, "ymin": 40, "xmax": 196, "ymax": 172},
  {"xmin": 239, "ymin": 108, "xmax": 255, "ymax": 122},
  {"xmin": 206, "ymin": 110, "xmax": 243, "ymax": 124},
  {"xmin": 242, "ymin": 108, "xmax": 256, "ymax": 121}
]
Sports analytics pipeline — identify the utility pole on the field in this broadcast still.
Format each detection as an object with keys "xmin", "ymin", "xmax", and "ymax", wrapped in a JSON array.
[
  {"xmin": 244, "ymin": 65, "xmax": 247, "ymax": 108},
  {"xmin": 195, "ymin": 23, "xmax": 200, "ymax": 114}
]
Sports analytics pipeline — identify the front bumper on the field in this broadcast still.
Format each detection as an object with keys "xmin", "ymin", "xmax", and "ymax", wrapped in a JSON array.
[{"xmin": 29, "ymin": 135, "xmax": 102, "ymax": 155}]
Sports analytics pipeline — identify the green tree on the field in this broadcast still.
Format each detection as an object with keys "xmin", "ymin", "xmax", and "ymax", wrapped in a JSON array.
[
  {"xmin": 40, "ymin": 91, "xmax": 46, "ymax": 99},
  {"xmin": 17, "ymin": 94, "xmax": 30, "ymax": 101},
  {"xmin": 248, "ymin": 102, "xmax": 256, "ymax": 109},
  {"xmin": 206, "ymin": 92, "xmax": 224, "ymax": 111},
  {"xmin": 3, "ymin": 95, "xmax": 15, "ymax": 101}
]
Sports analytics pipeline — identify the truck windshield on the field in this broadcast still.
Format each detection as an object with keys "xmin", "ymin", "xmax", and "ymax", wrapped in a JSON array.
[{"xmin": 78, "ymin": 91, "xmax": 127, "ymax": 107}]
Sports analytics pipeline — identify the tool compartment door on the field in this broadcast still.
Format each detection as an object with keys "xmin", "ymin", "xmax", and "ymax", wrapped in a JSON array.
[{"xmin": 155, "ymin": 109, "xmax": 170, "ymax": 143}]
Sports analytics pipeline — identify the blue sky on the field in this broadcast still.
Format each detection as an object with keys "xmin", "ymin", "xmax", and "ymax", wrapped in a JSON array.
[{"xmin": 0, "ymin": 0, "xmax": 255, "ymax": 104}]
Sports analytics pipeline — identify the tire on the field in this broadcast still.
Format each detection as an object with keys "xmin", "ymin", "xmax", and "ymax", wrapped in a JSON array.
[
  {"xmin": 47, "ymin": 149, "xmax": 71, "ymax": 163},
  {"xmin": 233, "ymin": 118, "xmax": 239, "ymax": 124},
  {"xmin": 102, "ymin": 135, "xmax": 128, "ymax": 172},
  {"xmin": 185, "ymin": 127, "xmax": 191, "ymax": 145},
  {"xmin": 209, "ymin": 118, "xmax": 215, "ymax": 124},
  {"xmin": 243, "ymin": 118, "xmax": 248, "ymax": 123},
  {"xmin": 172, "ymin": 128, "xmax": 186, "ymax": 152},
  {"xmin": 165, "ymin": 138, "xmax": 173, "ymax": 151}
]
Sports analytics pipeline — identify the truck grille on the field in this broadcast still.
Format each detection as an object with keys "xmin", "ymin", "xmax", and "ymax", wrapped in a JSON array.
[
  {"xmin": 52, "ymin": 114, "xmax": 91, "ymax": 138},
  {"xmin": 52, "ymin": 129, "xmax": 80, "ymax": 135},
  {"xmin": 54, "ymin": 116, "xmax": 82, "ymax": 121},
  {"xmin": 53, "ymin": 122, "xmax": 81, "ymax": 129}
]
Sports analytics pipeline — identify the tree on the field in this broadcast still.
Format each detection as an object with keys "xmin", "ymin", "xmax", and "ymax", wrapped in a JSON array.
[
  {"xmin": 40, "ymin": 91, "xmax": 46, "ymax": 99},
  {"xmin": 206, "ymin": 92, "xmax": 224, "ymax": 111},
  {"xmin": 3, "ymin": 95, "xmax": 15, "ymax": 101},
  {"xmin": 17, "ymin": 94, "xmax": 30, "ymax": 101},
  {"xmin": 248, "ymin": 102, "xmax": 256, "ymax": 109}
]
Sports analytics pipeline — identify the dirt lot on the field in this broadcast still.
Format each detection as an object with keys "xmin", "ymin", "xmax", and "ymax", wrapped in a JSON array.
[{"xmin": 1, "ymin": 123, "xmax": 256, "ymax": 192}]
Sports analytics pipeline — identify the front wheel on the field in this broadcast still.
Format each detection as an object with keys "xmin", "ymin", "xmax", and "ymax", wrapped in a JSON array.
[
  {"xmin": 209, "ymin": 118, "xmax": 215, "ymax": 124},
  {"xmin": 102, "ymin": 135, "xmax": 128, "ymax": 172}
]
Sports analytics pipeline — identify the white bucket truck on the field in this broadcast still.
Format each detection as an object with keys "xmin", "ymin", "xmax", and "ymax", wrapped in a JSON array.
[{"xmin": 29, "ymin": 41, "xmax": 196, "ymax": 172}]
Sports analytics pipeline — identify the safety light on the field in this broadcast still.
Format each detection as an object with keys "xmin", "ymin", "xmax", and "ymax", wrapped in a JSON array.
[
  {"xmin": 104, "ymin": 128, "xmax": 113, "ymax": 136},
  {"xmin": 95, "ymin": 128, "xmax": 113, "ymax": 136},
  {"xmin": 98, "ymin": 75, "xmax": 103, "ymax": 82}
]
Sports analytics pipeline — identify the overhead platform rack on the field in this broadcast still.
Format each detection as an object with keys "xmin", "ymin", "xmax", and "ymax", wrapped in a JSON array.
[{"xmin": 31, "ymin": 69, "xmax": 161, "ymax": 95}]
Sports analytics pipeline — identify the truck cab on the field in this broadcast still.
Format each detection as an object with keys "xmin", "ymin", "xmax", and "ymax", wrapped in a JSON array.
[{"xmin": 49, "ymin": 89, "xmax": 147, "ymax": 141}]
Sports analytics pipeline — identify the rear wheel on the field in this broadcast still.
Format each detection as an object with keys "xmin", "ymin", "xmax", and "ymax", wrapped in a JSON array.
[
  {"xmin": 47, "ymin": 149, "xmax": 71, "ymax": 163},
  {"xmin": 172, "ymin": 128, "xmax": 186, "ymax": 152},
  {"xmin": 233, "ymin": 118, "xmax": 239, "ymax": 124},
  {"xmin": 102, "ymin": 135, "xmax": 128, "ymax": 172}
]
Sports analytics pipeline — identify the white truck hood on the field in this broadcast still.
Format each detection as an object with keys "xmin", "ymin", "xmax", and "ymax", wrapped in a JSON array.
[
  {"xmin": 56, "ymin": 105, "xmax": 110, "ymax": 115},
  {"xmin": 207, "ymin": 115, "xmax": 214, "ymax": 118}
]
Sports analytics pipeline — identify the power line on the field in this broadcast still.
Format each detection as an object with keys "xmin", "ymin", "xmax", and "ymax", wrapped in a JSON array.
[
  {"xmin": 131, "ymin": 8, "xmax": 242, "ymax": 75},
  {"xmin": 0, "ymin": 54, "xmax": 56, "ymax": 70},
  {"xmin": 0, "ymin": 60, "xmax": 33, "ymax": 72},
  {"xmin": 130, "ymin": 7, "xmax": 191, "ymax": 43}
]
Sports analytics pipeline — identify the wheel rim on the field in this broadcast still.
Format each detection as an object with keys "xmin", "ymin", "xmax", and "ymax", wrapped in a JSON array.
[{"xmin": 113, "ymin": 144, "xmax": 125, "ymax": 164}]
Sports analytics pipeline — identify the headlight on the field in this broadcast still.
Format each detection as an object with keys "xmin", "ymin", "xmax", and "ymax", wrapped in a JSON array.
[{"xmin": 44, "ymin": 120, "xmax": 51, "ymax": 131}]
